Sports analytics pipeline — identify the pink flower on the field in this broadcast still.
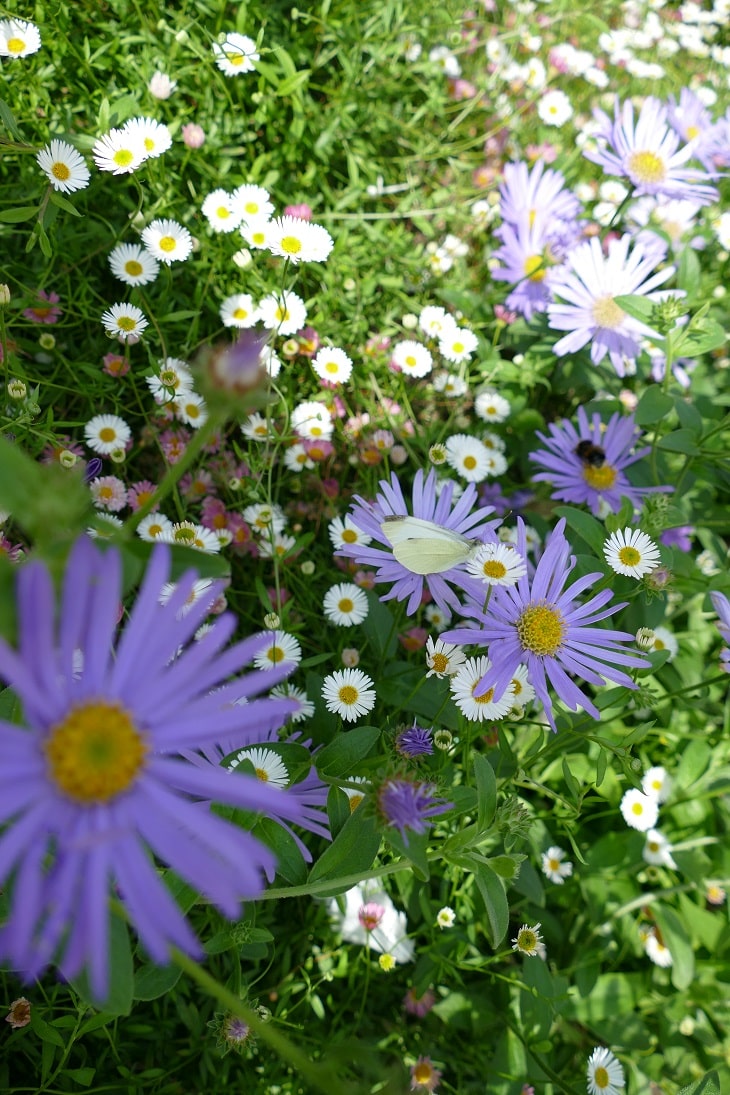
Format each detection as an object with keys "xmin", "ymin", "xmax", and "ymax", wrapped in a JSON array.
[
  {"xmin": 89, "ymin": 475, "xmax": 128, "ymax": 512},
  {"xmin": 127, "ymin": 480, "xmax": 158, "ymax": 511},
  {"xmin": 102, "ymin": 353, "xmax": 130, "ymax": 378},
  {"xmin": 358, "ymin": 902, "xmax": 386, "ymax": 932},
  {"xmin": 201, "ymin": 496, "xmax": 229, "ymax": 530},
  {"xmin": 399, "ymin": 627, "xmax": 428, "ymax": 652},
  {"xmin": 403, "ymin": 987, "xmax": 436, "ymax": 1017},
  {"xmin": 181, "ymin": 123, "xmax": 205, "ymax": 149},
  {"xmin": 24, "ymin": 289, "xmax": 62, "ymax": 325},
  {"xmin": 284, "ymin": 203, "xmax": 313, "ymax": 221},
  {"xmin": 159, "ymin": 428, "xmax": 190, "ymax": 464}
]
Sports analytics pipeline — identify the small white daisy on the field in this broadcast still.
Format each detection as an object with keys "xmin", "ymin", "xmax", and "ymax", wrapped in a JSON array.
[
  {"xmin": 231, "ymin": 183, "xmax": 274, "ymax": 222},
  {"xmin": 163, "ymin": 521, "xmax": 222, "ymax": 554},
  {"xmin": 423, "ymin": 604, "xmax": 451, "ymax": 632},
  {"xmin": 108, "ymin": 243, "xmax": 160, "ymax": 286},
  {"xmin": 474, "ymin": 390, "xmax": 511, "ymax": 423},
  {"xmin": 270, "ymin": 684, "xmax": 315, "ymax": 723},
  {"xmin": 257, "ymin": 290, "xmax": 308, "ymax": 335},
  {"xmin": 174, "ymin": 391, "xmax": 208, "ymax": 428},
  {"xmin": 290, "ymin": 400, "xmax": 333, "ymax": 441},
  {"xmin": 465, "ymin": 542, "xmax": 527, "ymax": 586},
  {"xmin": 508, "ymin": 663, "xmax": 536, "ymax": 710},
  {"xmin": 84, "ymin": 414, "xmax": 132, "ymax": 455},
  {"xmin": 328, "ymin": 515, "xmax": 372, "ymax": 550},
  {"xmin": 323, "ymin": 583, "xmax": 369, "ymax": 626},
  {"xmin": 648, "ymin": 626, "xmax": 678, "ymax": 661},
  {"xmin": 121, "ymin": 116, "xmax": 172, "ymax": 159},
  {"xmin": 137, "ymin": 512, "xmax": 174, "ymax": 542},
  {"xmin": 228, "ymin": 746, "xmax": 289, "ymax": 788},
  {"xmin": 92, "ymin": 128, "xmax": 147, "ymax": 174},
  {"xmin": 148, "ymin": 70, "xmax": 177, "ymax": 99},
  {"xmin": 511, "ymin": 922, "xmax": 543, "ymax": 957},
  {"xmin": 100, "ymin": 302, "xmax": 148, "ymax": 342},
  {"xmin": 240, "ymin": 215, "xmax": 274, "ymax": 249},
  {"xmin": 438, "ymin": 325, "xmax": 479, "ymax": 363},
  {"xmin": 538, "ymin": 88, "xmax": 573, "ymax": 127},
  {"xmin": 219, "ymin": 292, "xmax": 259, "ymax": 328},
  {"xmin": 0, "ymin": 18, "xmax": 41, "ymax": 58},
  {"xmin": 436, "ymin": 906, "xmax": 455, "ymax": 929},
  {"xmin": 450, "ymin": 656, "xmax": 516, "ymax": 721},
  {"xmin": 604, "ymin": 528, "xmax": 661, "ymax": 578},
  {"xmin": 432, "ymin": 372, "xmax": 468, "ymax": 397},
  {"xmin": 284, "ymin": 442, "xmax": 314, "ymax": 472},
  {"xmin": 322, "ymin": 668, "xmax": 376, "ymax": 722},
  {"xmin": 36, "ymin": 140, "xmax": 90, "ymax": 194},
  {"xmin": 241, "ymin": 412, "xmax": 274, "ymax": 441},
  {"xmin": 202, "ymin": 189, "xmax": 243, "ymax": 233},
  {"xmin": 586, "ymin": 1046, "xmax": 625, "ymax": 1095},
  {"xmin": 141, "ymin": 218, "xmax": 193, "ymax": 264},
  {"xmin": 212, "ymin": 32, "xmax": 259, "ymax": 77},
  {"xmin": 158, "ymin": 577, "xmax": 217, "ymax": 616},
  {"xmin": 242, "ymin": 503, "xmax": 286, "ymax": 535},
  {"xmin": 643, "ymin": 928, "xmax": 673, "ymax": 968},
  {"xmin": 541, "ymin": 846, "xmax": 574, "ymax": 884},
  {"xmin": 257, "ymin": 531, "xmax": 297, "ymax": 559},
  {"xmin": 642, "ymin": 829, "xmax": 677, "ymax": 869},
  {"xmin": 418, "ymin": 304, "xmax": 457, "ymax": 339},
  {"xmin": 252, "ymin": 630, "xmax": 302, "ymax": 671},
  {"xmin": 391, "ymin": 339, "xmax": 433, "ymax": 379},
  {"xmin": 445, "ymin": 434, "xmax": 494, "ymax": 483},
  {"xmin": 620, "ymin": 788, "xmax": 659, "ymax": 832},
  {"xmin": 146, "ymin": 358, "xmax": 194, "ymax": 404},
  {"xmin": 425, "ymin": 636, "xmax": 466, "ymax": 678},
  {"xmin": 642, "ymin": 765, "xmax": 672, "ymax": 803},
  {"xmin": 261, "ymin": 346, "xmax": 282, "ymax": 378},
  {"xmin": 312, "ymin": 346, "xmax": 353, "ymax": 384},
  {"xmin": 267, "ymin": 215, "xmax": 334, "ymax": 263},
  {"xmin": 341, "ymin": 775, "xmax": 369, "ymax": 812},
  {"xmin": 87, "ymin": 514, "xmax": 124, "ymax": 540}
]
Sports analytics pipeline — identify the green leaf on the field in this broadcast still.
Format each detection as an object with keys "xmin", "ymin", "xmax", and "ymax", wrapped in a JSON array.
[
  {"xmin": 0, "ymin": 206, "xmax": 38, "ymax": 223},
  {"xmin": 308, "ymin": 810, "xmax": 381, "ymax": 894},
  {"xmin": 133, "ymin": 963, "xmax": 183, "ymax": 1001},
  {"xmin": 656, "ymin": 429, "xmax": 699, "ymax": 455},
  {"xmin": 316, "ymin": 725, "xmax": 380, "ymax": 777},
  {"xmin": 473, "ymin": 753, "xmax": 497, "ymax": 833},
  {"xmin": 561, "ymin": 756, "xmax": 582, "ymax": 803},
  {"xmin": 63, "ymin": 1068, "xmax": 95, "ymax": 1087},
  {"xmin": 0, "ymin": 97, "xmax": 23, "ymax": 140},
  {"xmin": 678, "ymin": 321, "xmax": 727, "ymax": 357},
  {"xmin": 472, "ymin": 860, "xmax": 509, "ymax": 947},
  {"xmin": 360, "ymin": 593, "xmax": 397, "ymax": 659},
  {"xmin": 634, "ymin": 386, "xmax": 674, "ymax": 426},
  {"xmin": 676, "ymin": 247, "xmax": 701, "ymax": 297},
  {"xmin": 614, "ymin": 293, "xmax": 656, "ymax": 324},
  {"xmin": 70, "ymin": 915, "xmax": 134, "ymax": 1015},
  {"xmin": 553, "ymin": 506, "xmax": 606, "ymax": 556},
  {"xmin": 49, "ymin": 190, "xmax": 83, "ymax": 218},
  {"xmin": 385, "ymin": 827, "xmax": 430, "ymax": 881},
  {"xmin": 256, "ymin": 817, "xmax": 308, "ymax": 885},
  {"xmin": 676, "ymin": 1071, "xmax": 720, "ymax": 1095},
  {"xmin": 654, "ymin": 904, "xmax": 695, "ymax": 991}
]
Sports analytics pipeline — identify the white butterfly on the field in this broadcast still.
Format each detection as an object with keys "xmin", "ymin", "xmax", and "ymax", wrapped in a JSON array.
[{"xmin": 380, "ymin": 515, "xmax": 482, "ymax": 575}]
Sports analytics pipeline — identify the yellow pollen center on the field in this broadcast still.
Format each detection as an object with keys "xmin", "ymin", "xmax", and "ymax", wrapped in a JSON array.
[
  {"xmin": 125, "ymin": 260, "xmax": 143, "ymax": 276},
  {"xmin": 594, "ymin": 1067, "xmax": 609, "ymax": 1088},
  {"xmin": 627, "ymin": 149, "xmax": 666, "ymax": 185},
  {"xmin": 113, "ymin": 149, "xmax": 134, "ymax": 167},
  {"xmin": 686, "ymin": 125, "xmax": 699, "ymax": 140},
  {"xmin": 245, "ymin": 202, "xmax": 259, "ymax": 214},
  {"xmin": 517, "ymin": 602, "xmax": 564, "ymax": 656},
  {"xmin": 159, "ymin": 236, "xmax": 176, "ymax": 253},
  {"xmin": 233, "ymin": 307, "xmax": 249, "ymax": 319},
  {"xmin": 117, "ymin": 316, "xmax": 136, "ymax": 331},
  {"xmin": 148, "ymin": 522, "xmax": 163, "ymax": 537},
  {"xmin": 463, "ymin": 455, "xmax": 477, "ymax": 470},
  {"xmin": 281, "ymin": 236, "xmax": 302, "ymax": 254},
  {"xmin": 8, "ymin": 38, "xmax": 25, "ymax": 54},
  {"xmin": 524, "ymin": 254, "xmax": 545, "ymax": 281},
  {"xmin": 217, "ymin": 206, "xmax": 230, "ymax": 219},
  {"xmin": 252, "ymin": 231, "xmax": 265, "ymax": 244},
  {"xmin": 619, "ymin": 546, "xmax": 641, "ymax": 566},
  {"xmin": 548, "ymin": 858, "xmax": 560, "ymax": 870},
  {"xmin": 143, "ymin": 137, "xmax": 155, "ymax": 151},
  {"xmin": 52, "ymin": 162, "xmax": 71, "ymax": 181},
  {"xmin": 430, "ymin": 653, "xmax": 449, "ymax": 673},
  {"xmin": 325, "ymin": 361, "xmax": 338, "ymax": 373},
  {"xmin": 338, "ymin": 685, "xmax": 358, "ymax": 705},
  {"xmin": 255, "ymin": 767, "xmax": 268, "ymax": 781},
  {"xmin": 653, "ymin": 639, "xmax": 665, "ymax": 651},
  {"xmin": 518, "ymin": 930, "xmax": 536, "ymax": 949},
  {"xmin": 582, "ymin": 463, "xmax": 617, "ymax": 489},
  {"xmin": 267, "ymin": 646, "xmax": 285, "ymax": 663},
  {"xmin": 472, "ymin": 684, "xmax": 495, "ymax": 704},
  {"xmin": 45, "ymin": 701, "xmax": 147, "ymax": 804},
  {"xmin": 632, "ymin": 802, "xmax": 644, "ymax": 815},
  {"xmin": 453, "ymin": 341, "xmax": 464, "ymax": 354},
  {"xmin": 483, "ymin": 560, "xmax": 507, "ymax": 579},
  {"xmin": 227, "ymin": 52, "xmax": 244, "ymax": 66},
  {"xmin": 413, "ymin": 1064, "xmax": 432, "ymax": 1084},
  {"xmin": 99, "ymin": 427, "xmax": 117, "ymax": 442},
  {"xmin": 338, "ymin": 598, "xmax": 354, "ymax": 613},
  {"xmin": 648, "ymin": 841, "xmax": 659, "ymax": 852},
  {"xmin": 405, "ymin": 355, "xmax": 417, "ymax": 367},
  {"xmin": 591, "ymin": 295, "xmax": 625, "ymax": 329},
  {"xmin": 349, "ymin": 792, "xmax": 364, "ymax": 812},
  {"xmin": 275, "ymin": 307, "xmax": 290, "ymax": 323}
]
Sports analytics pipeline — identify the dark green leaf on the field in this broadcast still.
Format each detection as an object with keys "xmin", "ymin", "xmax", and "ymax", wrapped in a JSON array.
[
  {"xmin": 635, "ymin": 387, "xmax": 674, "ymax": 426},
  {"xmin": 308, "ymin": 810, "xmax": 381, "ymax": 893},
  {"xmin": 656, "ymin": 429, "xmax": 699, "ymax": 455},
  {"xmin": 473, "ymin": 753, "xmax": 497, "ymax": 833},
  {"xmin": 553, "ymin": 506, "xmax": 606, "ymax": 556},
  {"xmin": 133, "ymin": 963, "xmax": 183, "ymax": 1001},
  {"xmin": 676, "ymin": 1071, "xmax": 720, "ymax": 1095},
  {"xmin": 70, "ymin": 915, "xmax": 134, "ymax": 1015},
  {"xmin": 316, "ymin": 725, "xmax": 380, "ymax": 777},
  {"xmin": 472, "ymin": 860, "xmax": 509, "ymax": 947}
]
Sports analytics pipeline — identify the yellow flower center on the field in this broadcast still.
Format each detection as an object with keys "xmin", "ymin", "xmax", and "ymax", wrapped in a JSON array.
[
  {"xmin": 159, "ymin": 235, "xmax": 176, "ymax": 253},
  {"xmin": 686, "ymin": 125, "xmax": 700, "ymax": 140},
  {"xmin": 113, "ymin": 148, "xmax": 134, "ymax": 167},
  {"xmin": 275, "ymin": 307, "xmax": 290, "ymax": 323},
  {"xmin": 226, "ymin": 52, "xmax": 245, "ymax": 66},
  {"xmin": 652, "ymin": 638, "xmax": 665, "ymax": 651},
  {"xmin": 548, "ymin": 857, "xmax": 560, "ymax": 871},
  {"xmin": 582, "ymin": 463, "xmax": 617, "ymax": 489},
  {"xmin": 233, "ymin": 307, "xmax": 249, "ymax": 319},
  {"xmin": 517, "ymin": 929, "xmax": 537, "ymax": 951},
  {"xmin": 627, "ymin": 149, "xmax": 666, "ymax": 185},
  {"xmin": 348, "ymin": 792, "xmax": 364, "ymax": 812},
  {"xmin": 338, "ymin": 685, "xmax": 358, "ymax": 705},
  {"xmin": 147, "ymin": 521, "xmax": 164, "ymax": 537},
  {"xmin": 452, "ymin": 341, "xmax": 464, "ymax": 354},
  {"xmin": 631, "ymin": 801, "xmax": 644, "ymax": 816},
  {"xmin": 8, "ymin": 38, "xmax": 25, "ymax": 54},
  {"xmin": 471, "ymin": 683, "xmax": 495, "ymax": 704},
  {"xmin": 618, "ymin": 546, "xmax": 641, "ymax": 566},
  {"xmin": 517, "ymin": 602, "xmax": 564, "ymax": 656},
  {"xmin": 125, "ymin": 260, "xmax": 143, "ymax": 277},
  {"xmin": 143, "ymin": 137, "xmax": 155, "ymax": 152},
  {"xmin": 174, "ymin": 527, "xmax": 196, "ymax": 545},
  {"xmin": 463, "ymin": 455, "xmax": 477, "ymax": 470},
  {"xmin": 267, "ymin": 646, "xmax": 285, "ymax": 663},
  {"xmin": 51, "ymin": 162, "xmax": 71, "ymax": 181},
  {"xmin": 280, "ymin": 236, "xmax": 302, "ymax": 255},
  {"xmin": 45, "ymin": 701, "xmax": 147, "ymax": 804},
  {"xmin": 482, "ymin": 560, "xmax": 507, "ymax": 580},
  {"xmin": 338, "ymin": 598, "xmax": 354, "ymax": 613},
  {"xmin": 430, "ymin": 652, "xmax": 449, "ymax": 673},
  {"xmin": 99, "ymin": 427, "xmax": 117, "ymax": 442},
  {"xmin": 185, "ymin": 403, "xmax": 201, "ymax": 419},
  {"xmin": 245, "ymin": 201, "xmax": 259, "ymax": 214},
  {"xmin": 217, "ymin": 206, "xmax": 230, "ymax": 219},
  {"xmin": 591, "ymin": 295, "xmax": 625, "ymax": 329},
  {"xmin": 255, "ymin": 767, "xmax": 269, "ymax": 781},
  {"xmin": 594, "ymin": 1067, "xmax": 609, "ymax": 1088},
  {"xmin": 524, "ymin": 253, "xmax": 546, "ymax": 281},
  {"xmin": 648, "ymin": 840, "xmax": 660, "ymax": 852},
  {"xmin": 405, "ymin": 355, "xmax": 417, "ymax": 367},
  {"xmin": 325, "ymin": 361, "xmax": 339, "ymax": 374},
  {"xmin": 252, "ymin": 231, "xmax": 265, "ymax": 245},
  {"xmin": 117, "ymin": 315, "xmax": 136, "ymax": 331},
  {"xmin": 413, "ymin": 1064, "xmax": 433, "ymax": 1084}
]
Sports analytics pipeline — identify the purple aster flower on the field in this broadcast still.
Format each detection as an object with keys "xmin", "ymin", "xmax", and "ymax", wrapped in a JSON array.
[
  {"xmin": 337, "ymin": 468, "xmax": 501, "ymax": 616},
  {"xmin": 444, "ymin": 518, "xmax": 650, "ymax": 731},
  {"xmin": 497, "ymin": 160, "xmax": 582, "ymax": 235},
  {"xmin": 396, "ymin": 723, "xmax": 434, "ymax": 757},
  {"xmin": 584, "ymin": 96, "xmax": 719, "ymax": 206},
  {"xmin": 710, "ymin": 591, "xmax": 730, "ymax": 673},
  {"xmin": 660, "ymin": 525, "xmax": 693, "ymax": 552},
  {"xmin": 0, "ymin": 537, "xmax": 304, "ymax": 997},
  {"xmin": 666, "ymin": 88, "xmax": 726, "ymax": 172},
  {"xmin": 529, "ymin": 405, "xmax": 672, "ymax": 516},
  {"xmin": 378, "ymin": 779, "xmax": 451, "ymax": 843},
  {"xmin": 547, "ymin": 234, "xmax": 678, "ymax": 376},
  {"xmin": 491, "ymin": 220, "xmax": 558, "ymax": 321}
]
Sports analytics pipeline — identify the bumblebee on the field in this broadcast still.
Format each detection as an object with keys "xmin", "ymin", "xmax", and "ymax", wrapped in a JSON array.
[{"xmin": 574, "ymin": 440, "xmax": 606, "ymax": 468}]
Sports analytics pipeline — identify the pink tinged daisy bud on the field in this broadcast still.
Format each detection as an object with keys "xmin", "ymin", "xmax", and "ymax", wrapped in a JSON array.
[
  {"xmin": 181, "ymin": 123, "xmax": 205, "ymax": 149},
  {"xmin": 358, "ymin": 902, "xmax": 386, "ymax": 932},
  {"xmin": 148, "ymin": 70, "xmax": 177, "ymax": 99}
]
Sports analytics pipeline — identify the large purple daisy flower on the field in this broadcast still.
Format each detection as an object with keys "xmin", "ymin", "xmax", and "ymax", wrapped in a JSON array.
[
  {"xmin": 529, "ymin": 405, "xmax": 672, "ymax": 516},
  {"xmin": 337, "ymin": 469, "xmax": 501, "ymax": 615},
  {"xmin": 0, "ymin": 537, "xmax": 304, "ymax": 996},
  {"xmin": 444, "ymin": 518, "xmax": 649, "ymax": 731},
  {"xmin": 491, "ymin": 219, "xmax": 558, "ymax": 321},
  {"xmin": 497, "ymin": 160, "xmax": 582, "ymax": 235}
]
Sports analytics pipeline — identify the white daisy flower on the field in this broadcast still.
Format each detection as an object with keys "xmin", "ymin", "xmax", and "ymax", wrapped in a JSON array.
[
  {"xmin": 228, "ymin": 746, "xmax": 289, "ymax": 788},
  {"xmin": 425, "ymin": 636, "xmax": 466, "ymax": 678},
  {"xmin": 322, "ymin": 668, "xmax": 376, "ymax": 722},
  {"xmin": 241, "ymin": 413, "xmax": 274, "ymax": 441},
  {"xmin": 450, "ymin": 655, "xmax": 516, "ymax": 721},
  {"xmin": 240, "ymin": 216, "xmax": 274, "ymax": 249},
  {"xmin": 418, "ymin": 304, "xmax": 457, "ymax": 338},
  {"xmin": 158, "ymin": 577, "xmax": 217, "ymax": 616},
  {"xmin": 84, "ymin": 414, "xmax": 132, "ymax": 455},
  {"xmin": 284, "ymin": 442, "xmax": 314, "ymax": 472},
  {"xmin": 267, "ymin": 215, "xmax": 334, "ymax": 264},
  {"xmin": 162, "ymin": 521, "xmax": 222, "ymax": 554},
  {"xmin": 438, "ymin": 326, "xmax": 479, "ymax": 363},
  {"xmin": 146, "ymin": 358, "xmax": 194, "ymax": 404},
  {"xmin": 642, "ymin": 829, "xmax": 677, "ymax": 869},
  {"xmin": 253, "ymin": 630, "xmax": 302, "ymax": 671},
  {"xmin": 643, "ymin": 928, "xmax": 673, "ymax": 967},
  {"xmin": 121, "ymin": 116, "xmax": 172, "ymax": 159},
  {"xmin": 219, "ymin": 292, "xmax": 259, "ymax": 328},
  {"xmin": 270, "ymin": 683, "xmax": 315, "ymax": 723},
  {"xmin": 429, "ymin": 44, "xmax": 461, "ymax": 77},
  {"xmin": 432, "ymin": 372, "xmax": 468, "ymax": 397},
  {"xmin": 620, "ymin": 788, "xmax": 659, "ymax": 832},
  {"xmin": 512, "ymin": 922, "xmax": 543, "ymax": 957},
  {"xmin": 538, "ymin": 89, "xmax": 574, "ymax": 127},
  {"xmin": 243, "ymin": 503, "xmax": 286, "ymax": 535},
  {"xmin": 323, "ymin": 583, "xmax": 369, "ymax": 626},
  {"xmin": 257, "ymin": 531, "xmax": 297, "ymax": 559},
  {"xmin": 341, "ymin": 775, "xmax": 369, "ymax": 812},
  {"xmin": 202, "ymin": 189, "xmax": 243, "ymax": 232},
  {"xmin": 647, "ymin": 626, "xmax": 678, "ymax": 661},
  {"xmin": 100, "ymin": 302, "xmax": 148, "ymax": 342},
  {"xmin": 604, "ymin": 528, "xmax": 661, "ymax": 578},
  {"xmin": 508, "ymin": 663, "xmax": 536, "ymax": 709},
  {"xmin": 541, "ymin": 846, "xmax": 574, "ymax": 884},
  {"xmin": 257, "ymin": 290, "xmax": 307, "ymax": 335},
  {"xmin": 474, "ymin": 390, "xmax": 511, "ymax": 423},
  {"xmin": 312, "ymin": 346, "xmax": 353, "ymax": 384},
  {"xmin": 137, "ymin": 512, "xmax": 174, "ymax": 542},
  {"xmin": 261, "ymin": 346, "xmax": 282, "ymax": 378},
  {"xmin": 36, "ymin": 140, "xmax": 90, "ymax": 194},
  {"xmin": 586, "ymin": 1046, "xmax": 625, "ymax": 1095},
  {"xmin": 231, "ymin": 183, "xmax": 274, "ymax": 222},
  {"xmin": 391, "ymin": 339, "xmax": 433, "ymax": 379},
  {"xmin": 423, "ymin": 604, "xmax": 451, "ymax": 632},
  {"xmin": 445, "ymin": 434, "xmax": 494, "ymax": 483},
  {"xmin": 108, "ymin": 243, "xmax": 159, "ymax": 286},
  {"xmin": 642, "ymin": 765, "xmax": 672, "ymax": 803},
  {"xmin": 329, "ymin": 515, "xmax": 372, "ymax": 550},
  {"xmin": 87, "ymin": 514, "xmax": 124, "ymax": 539},
  {"xmin": 290, "ymin": 400, "xmax": 333, "ymax": 441},
  {"xmin": 465, "ymin": 542, "xmax": 527, "ymax": 586},
  {"xmin": 212, "ymin": 32, "xmax": 259, "ymax": 77},
  {"xmin": 92, "ymin": 128, "xmax": 148, "ymax": 174},
  {"xmin": 0, "ymin": 18, "xmax": 41, "ymax": 58},
  {"xmin": 436, "ymin": 906, "xmax": 456, "ymax": 929},
  {"xmin": 174, "ymin": 391, "xmax": 208, "ymax": 428},
  {"xmin": 141, "ymin": 218, "xmax": 193, "ymax": 264}
]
